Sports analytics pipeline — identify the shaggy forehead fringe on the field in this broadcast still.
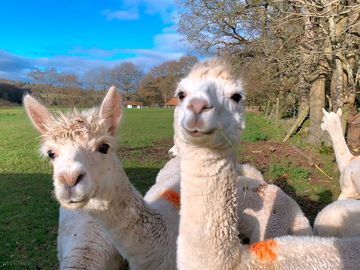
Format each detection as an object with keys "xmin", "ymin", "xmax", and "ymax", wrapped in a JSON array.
[
  {"xmin": 186, "ymin": 58, "xmax": 245, "ymax": 96},
  {"xmin": 42, "ymin": 108, "xmax": 111, "ymax": 142},
  {"xmin": 187, "ymin": 58, "xmax": 234, "ymax": 81}
]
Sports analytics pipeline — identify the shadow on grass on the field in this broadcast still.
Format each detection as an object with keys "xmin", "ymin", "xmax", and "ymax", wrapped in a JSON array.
[
  {"xmin": 273, "ymin": 177, "xmax": 334, "ymax": 224},
  {"xmin": 0, "ymin": 173, "xmax": 57, "ymax": 269},
  {"xmin": 124, "ymin": 167, "xmax": 162, "ymax": 195}
]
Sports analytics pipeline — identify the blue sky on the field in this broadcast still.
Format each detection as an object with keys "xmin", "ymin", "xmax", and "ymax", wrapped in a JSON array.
[{"xmin": 0, "ymin": 0, "xmax": 191, "ymax": 81}]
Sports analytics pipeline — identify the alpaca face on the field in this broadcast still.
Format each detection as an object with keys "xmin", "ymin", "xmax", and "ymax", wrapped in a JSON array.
[
  {"xmin": 174, "ymin": 61, "xmax": 245, "ymax": 148},
  {"xmin": 42, "ymin": 137, "xmax": 117, "ymax": 209},
  {"xmin": 321, "ymin": 108, "xmax": 342, "ymax": 132},
  {"xmin": 24, "ymin": 86, "xmax": 122, "ymax": 210}
]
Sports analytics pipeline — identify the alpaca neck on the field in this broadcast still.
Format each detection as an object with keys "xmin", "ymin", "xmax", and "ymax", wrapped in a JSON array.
[
  {"xmin": 86, "ymin": 158, "xmax": 170, "ymax": 270},
  {"xmin": 178, "ymin": 143, "xmax": 241, "ymax": 270},
  {"xmin": 327, "ymin": 123, "xmax": 353, "ymax": 171}
]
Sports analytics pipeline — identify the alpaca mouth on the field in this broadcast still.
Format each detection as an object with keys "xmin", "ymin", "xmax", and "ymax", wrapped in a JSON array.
[
  {"xmin": 69, "ymin": 199, "xmax": 84, "ymax": 204},
  {"xmin": 187, "ymin": 129, "xmax": 215, "ymax": 137},
  {"xmin": 63, "ymin": 199, "xmax": 88, "ymax": 209}
]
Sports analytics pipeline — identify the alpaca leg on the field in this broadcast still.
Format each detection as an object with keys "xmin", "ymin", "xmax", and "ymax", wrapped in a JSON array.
[
  {"xmin": 349, "ymin": 163, "xmax": 360, "ymax": 198},
  {"xmin": 338, "ymin": 170, "xmax": 360, "ymax": 200},
  {"xmin": 249, "ymin": 223, "xmax": 262, "ymax": 243}
]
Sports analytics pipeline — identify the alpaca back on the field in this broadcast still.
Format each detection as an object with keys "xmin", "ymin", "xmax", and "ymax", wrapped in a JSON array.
[
  {"xmin": 314, "ymin": 199, "xmax": 360, "ymax": 238},
  {"xmin": 148, "ymin": 157, "xmax": 312, "ymax": 245},
  {"xmin": 236, "ymin": 177, "xmax": 312, "ymax": 243}
]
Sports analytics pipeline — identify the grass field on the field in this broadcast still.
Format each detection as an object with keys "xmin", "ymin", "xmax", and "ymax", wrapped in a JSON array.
[{"xmin": 0, "ymin": 107, "xmax": 340, "ymax": 269}]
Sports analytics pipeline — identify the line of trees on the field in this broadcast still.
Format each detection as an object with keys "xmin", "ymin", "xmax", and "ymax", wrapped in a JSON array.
[
  {"xmin": 176, "ymin": 0, "xmax": 360, "ymax": 145},
  {"xmin": 20, "ymin": 55, "xmax": 197, "ymax": 107}
]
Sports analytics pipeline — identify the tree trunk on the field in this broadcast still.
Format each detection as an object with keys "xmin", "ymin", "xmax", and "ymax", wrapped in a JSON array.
[
  {"xmin": 275, "ymin": 97, "xmax": 280, "ymax": 128},
  {"xmin": 283, "ymin": 103, "xmax": 309, "ymax": 142},
  {"xmin": 307, "ymin": 75, "xmax": 326, "ymax": 145}
]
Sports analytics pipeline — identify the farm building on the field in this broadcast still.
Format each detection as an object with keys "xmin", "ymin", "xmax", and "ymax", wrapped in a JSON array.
[
  {"xmin": 126, "ymin": 101, "xmax": 144, "ymax": 108},
  {"xmin": 165, "ymin": 97, "xmax": 179, "ymax": 107}
]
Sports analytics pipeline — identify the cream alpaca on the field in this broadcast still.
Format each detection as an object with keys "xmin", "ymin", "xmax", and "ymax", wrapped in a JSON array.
[
  {"xmin": 321, "ymin": 108, "xmax": 360, "ymax": 200},
  {"xmin": 161, "ymin": 156, "xmax": 312, "ymax": 244},
  {"xmin": 24, "ymin": 86, "xmax": 303, "ymax": 269},
  {"xmin": 176, "ymin": 59, "xmax": 360, "ymax": 270},
  {"xmin": 314, "ymin": 199, "xmax": 360, "ymax": 238},
  {"xmin": 24, "ymin": 87, "xmax": 181, "ymax": 270}
]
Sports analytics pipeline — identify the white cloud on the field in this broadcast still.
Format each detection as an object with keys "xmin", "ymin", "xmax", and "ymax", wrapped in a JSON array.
[
  {"xmin": 103, "ymin": 0, "xmax": 176, "ymax": 23},
  {"xmin": 0, "ymin": 25, "xmax": 192, "ymax": 81},
  {"xmin": 102, "ymin": 8, "xmax": 139, "ymax": 21},
  {"xmin": 154, "ymin": 32, "xmax": 189, "ymax": 53}
]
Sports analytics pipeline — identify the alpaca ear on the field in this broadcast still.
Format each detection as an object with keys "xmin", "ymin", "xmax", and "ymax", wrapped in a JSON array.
[
  {"xmin": 99, "ymin": 86, "xmax": 122, "ymax": 135},
  {"xmin": 23, "ymin": 95, "xmax": 52, "ymax": 134},
  {"xmin": 336, "ymin": 108, "xmax": 342, "ymax": 117}
]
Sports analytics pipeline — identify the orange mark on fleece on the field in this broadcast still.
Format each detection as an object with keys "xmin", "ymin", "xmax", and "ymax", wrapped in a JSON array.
[
  {"xmin": 159, "ymin": 190, "xmax": 180, "ymax": 210},
  {"xmin": 249, "ymin": 240, "xmax": 278, "ymax": 263}
]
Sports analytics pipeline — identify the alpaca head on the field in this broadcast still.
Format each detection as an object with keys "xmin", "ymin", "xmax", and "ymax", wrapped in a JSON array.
[
  {"xmin": 174, "ymin": 59, "xmax": 245, "ymax": 149},
  {"xmin": 24, "ymin": 86, "xmax": 122, "ymax": 209},
  {"xmin": 321, "ymin": 108, "xmax": 342, "ymax": 132}
]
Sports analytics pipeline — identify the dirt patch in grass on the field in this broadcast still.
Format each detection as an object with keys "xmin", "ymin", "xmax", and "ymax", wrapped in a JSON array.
[
  {"xmin": 239, "ymin": 141, "xmax": 330, "ymax": 183},
  {"xmin": 118, "ymin": 138, "xmax": 173, "ymax": 163},
  {"xmin": 238, "ymin": 141, "xmax": 340, "ymax": 222}
]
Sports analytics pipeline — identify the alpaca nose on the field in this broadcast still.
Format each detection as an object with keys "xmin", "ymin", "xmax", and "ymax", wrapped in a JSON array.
[
  {"xmin": 187, "ymin": 98, "xmax": 213, "ymax": 114},
  {"xmin": 58, "ymin": 172, "xmax": 86, "ymax": 187}
]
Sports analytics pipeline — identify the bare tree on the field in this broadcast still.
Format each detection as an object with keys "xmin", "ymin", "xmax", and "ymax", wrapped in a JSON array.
[
  {"xmin": 138, "ymin": 55, "xmax": 198, "ymax": 105},
  {"xmin": 111, "ymin": 62, "xmax": 144, "ymax": 101},
  {"xmin": 176, "ymin": 0, "xmax": 360, "ymax": 145},
  {"xmin": 83, "ymin": 66, "xmax": 112, "ymax": 91}
]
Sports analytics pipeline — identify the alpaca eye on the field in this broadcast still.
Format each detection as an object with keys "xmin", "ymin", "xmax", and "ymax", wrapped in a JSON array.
[
  {"xmin": 230, "ymin": 93, "xmax": 242, "ymax": 103},
  {"xmin": 98, "ymin": 143, "xmax": 110, "ymax": 154},
  {"xmin": 47, "ymin": 150, "xmax": 56, "ymax": 160},
  {"xmin": 177, "ymin": 91, "xmax": 186, "ymax": 101}
]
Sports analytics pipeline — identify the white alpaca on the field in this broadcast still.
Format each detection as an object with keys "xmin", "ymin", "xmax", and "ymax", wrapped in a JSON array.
[
  {"xmin": 24, "ymin": 87, "xmax": 307, "ymax": 269},
  {"xmin": 58, "ymin": 207, "xmax": 126, "ymax": 269},
  {"xmin": 24, "ymin": 87, "xmax": 180, "ymax": 270},
  {"xmin": 314, "ymin": 199, "xmax": 360, "ymax": 238},
  {"xmin": 321, "ymin": 108, "xmax": 360, "ymax": 200},
  {"xmin": 175, "ymin": 59, "xmax": 360, "ymax": 270},
  {"xmin": 236, "ymin": 176, "xmax": 312, "ymax": 242},
  {"xmin": 157, "ymin": 156, "xmax": 311, "ymax": 243}
]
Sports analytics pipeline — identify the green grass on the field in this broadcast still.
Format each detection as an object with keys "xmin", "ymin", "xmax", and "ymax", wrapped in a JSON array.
[
  {"xmin": 242, "ymin": 113, "xmax": 282, "ymax": 142},
  {"xmin": 0, "ymin": 107, "xmax": 174, "ymax": 269},
  {"xmin": 0, "ymin": 107, "xmax": 339, "ymax": 268}
]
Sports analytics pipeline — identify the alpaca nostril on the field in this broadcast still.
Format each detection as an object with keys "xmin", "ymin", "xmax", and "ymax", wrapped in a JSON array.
[
  {"xmin": 187, "ymin": 98, "xmax": 212, "ymax": 114},
  {"xmin": 58, "ymin": 172, "xmax": 86, "ymax": 187},
  {"xmin": 75, "ymin": 173, "xmax": 86, "ymax": 186}
]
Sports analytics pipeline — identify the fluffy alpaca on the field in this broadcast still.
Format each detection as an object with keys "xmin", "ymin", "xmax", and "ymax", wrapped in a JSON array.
[
  {"xmin": 321, "ymin": 108, "xmax": 360, "ymax": 200},
  {"xmin": 236, "ymin": 176, "xmax": 312, "ymax": 242},
  {"xmin": 175, "ymin": 59, "xmax": 360, "ymax": 270},
  {"xmin": 24, "ymin": 87, "xmax": 308, "ymax": 269},
  {"xmin": 58, "ymin": 207, "xmax": 126, "ymax": 269},
  {"xmin": 24, "ymin": 87, "xmax": 180, "ymax": 270},
  {"xmin": 314, "ymin": 199, "xmax": 360, "ymax": 238},
  {"xmin": 160, "ymin": 156, "xmax": 311, "ymax": 244}
]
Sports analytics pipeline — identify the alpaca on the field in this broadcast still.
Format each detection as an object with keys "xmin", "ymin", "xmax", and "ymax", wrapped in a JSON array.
[
  {"xmin": 314, "ymin": 199, "xmax": 360, "ymax": 238},
  {"xmin": 321, "ymin": 108, "xmax": 360, "ymax": 200},
  {"xmin": 24, "ymin": 87, "xmax": 308, "ymax": 269},
  {"xmin": 235, "ymin": 176, "xmax": 312, "ymax": 242},
  {"xmin": 175, "ymin": 59, "xmax": 360, "ymax": 270},
  {"xmin": 157, "ymin": 156, "xmax": 311, "ymax": 243},
  {"xmin": 24, "ymin": 87, "xmax": 180, "ymax": 270},
  {"xmin": 58, "ymin": 207, "xmax": 126, "ymax": 269}
]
